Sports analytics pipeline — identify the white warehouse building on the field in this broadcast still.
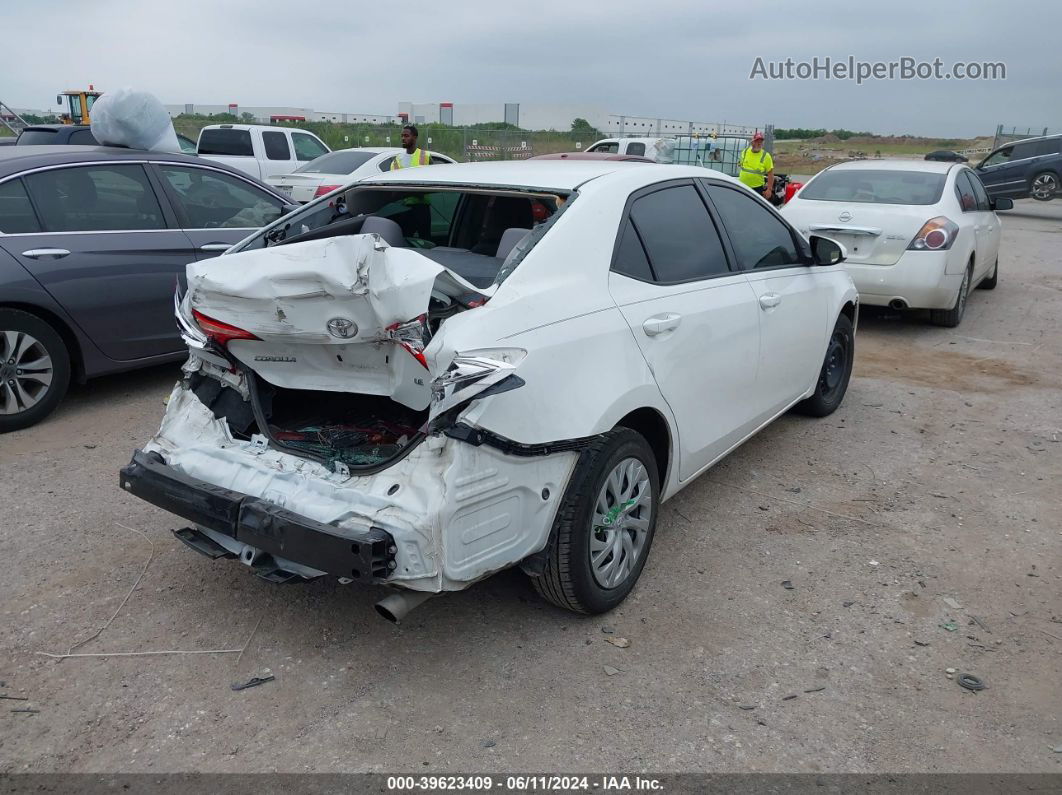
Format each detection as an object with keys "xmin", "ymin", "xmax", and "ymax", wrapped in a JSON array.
[{"xmin": 397, "ymin": 102, "xmax": 763, "ymax": 136}]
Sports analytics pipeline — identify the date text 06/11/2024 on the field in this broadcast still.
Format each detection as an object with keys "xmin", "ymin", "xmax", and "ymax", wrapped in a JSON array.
[{"xmin": 385, "ymin": 775, "xmax": 665, "ymax": 791}]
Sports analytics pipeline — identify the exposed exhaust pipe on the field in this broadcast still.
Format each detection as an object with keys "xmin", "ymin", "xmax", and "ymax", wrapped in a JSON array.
[
  {"xmin": 888, "ymin": 298, "xmax": 908, "ymax": 311},
  {"xmin": 375, "ymin": 590, "xmax": 435, "ymax": 624}
]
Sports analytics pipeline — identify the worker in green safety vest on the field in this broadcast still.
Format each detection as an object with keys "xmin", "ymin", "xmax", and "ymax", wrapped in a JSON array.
[
  {"xmin": 390, "ymin": 124, "xmax": 432, "ymax": 170},
  {"xmin": 389, "ymin": 124, "xmax": 432, "ymax": 239},
  {"xmin": 738, "ymin": 131, "xmax": 775, "ymax": 200}
]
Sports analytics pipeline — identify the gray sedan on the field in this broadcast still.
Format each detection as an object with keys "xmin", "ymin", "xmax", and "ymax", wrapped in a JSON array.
[{"xmin": 0, "ymin": 145, "xmax": 294, "ymax": 431}]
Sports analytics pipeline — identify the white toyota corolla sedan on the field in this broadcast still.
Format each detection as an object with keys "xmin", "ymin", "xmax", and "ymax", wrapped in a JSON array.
[
  {"xmin": 121, "ymin": 162, "xmax": 857, "ymax": 620},
  {"xmin": 265, "ymin": 147, "xmax": 456, "ymax": 203},
  {"xmin": 782, "ymin": 160, "xmax": 1010, "ymax": 327}
]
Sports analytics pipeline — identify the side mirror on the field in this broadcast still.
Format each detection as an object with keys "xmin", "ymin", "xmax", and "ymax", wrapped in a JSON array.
[
  {"xmin": 280, "ymin": 203, "xmax": 300, "ymax": 216},
  {"xmin": 992, "ymin": 197, "xmax": 1013, "ymax": 211},
  {"xmin": 809, "ymin": 234, "xmax": 845, "ymax": 266}
]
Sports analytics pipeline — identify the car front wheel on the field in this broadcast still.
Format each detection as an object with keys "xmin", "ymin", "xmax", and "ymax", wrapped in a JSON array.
[
  {"xmin": 794, "ymin": 313, "xmax": 854, "ymax": 417},
  {"xmin": 532, "ymin": 428, "xmax": 660, "ymax": 614},
  {"xmin": 0, "ymin": 309, "xmax": 71, "ymax": 433}
]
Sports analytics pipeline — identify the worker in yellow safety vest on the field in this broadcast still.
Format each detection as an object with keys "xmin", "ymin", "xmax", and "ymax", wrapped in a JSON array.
[
  {"xmin": 390, "ymin": 124, "xmax": 432, "ymax": 169},
  {"xmin": 738, "ymin": 131, "xmax": 775, "ymax": 199},
  {"xmin": 389, "ymin": 124, "xmax": 432, "ymax": 239}
]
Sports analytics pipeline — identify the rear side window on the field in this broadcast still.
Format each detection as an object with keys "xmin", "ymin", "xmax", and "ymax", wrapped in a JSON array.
[
  {"xmin": 626, "ymin": 142, "xmax": 646, "ymax": 157},
  {"xmin": 159, "ymin": 165, "xmax": 284, "ymax": 229},
  {"xmin": 24, "ymin": 165, "xmax": 164, "ymax": 232},
  {"xmin": 0, "ymin": 179, "xmax": 42, "ymax": 233},
  {"xmin": 292, "ymin": 133, "xmax": 329, "ymax": 162},
  {"xmin": 612, "ymin": 221, "xmax": 653, "ymax": 281},
  {"xmin": 954, "ymin": 171, "xmax": 977, "ymax": 212},
  {"xmin": 263, "ymin": 131, "xmax": 291, "ymax": 161},
  {"xmin": 198, "ymin": 128, "xmax": 253, "ymax": 157},
  {"xmin": 627, "ymin": 184, "xmax": 730, "ymax": 282},
  {"xmin": 704, "ymin": 184, "xmax": 801, "ymax": 269}
]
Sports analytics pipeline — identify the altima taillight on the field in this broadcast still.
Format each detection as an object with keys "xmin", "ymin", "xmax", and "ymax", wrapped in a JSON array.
[
  {"xmin": 191, "ymin": 310, "xmax": 260, "ymax": 347},
  {"xmin": 314, "ymin": 184, "xmax": 342, "ymax": 198},
  {"xmin": 908, "ymin": 217, "xmax": 959, "ymax": 251}
]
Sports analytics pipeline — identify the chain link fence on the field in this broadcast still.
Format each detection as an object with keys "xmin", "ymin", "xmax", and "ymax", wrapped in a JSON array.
[{"xmin": 993, "ymin": 124, "xmax": 1054, "ymax": 150}]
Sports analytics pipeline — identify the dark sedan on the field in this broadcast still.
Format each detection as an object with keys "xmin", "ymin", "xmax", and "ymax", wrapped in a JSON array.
[{"xmin": 0, "ymin": 146, "xmax": 295, "ymax": 431}]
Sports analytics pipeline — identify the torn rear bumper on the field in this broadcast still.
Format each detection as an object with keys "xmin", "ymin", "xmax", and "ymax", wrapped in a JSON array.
[{"xmin": 120, "ymin": 450, "xmax": 396, "ymax": 583}]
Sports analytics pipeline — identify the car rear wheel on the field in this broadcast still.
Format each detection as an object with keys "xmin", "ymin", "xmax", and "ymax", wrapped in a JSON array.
[
  {"xmin": 794, "ymin": 313, "xmax": 854, "ymax": 418},
  {"xmin": 930, "ymin": 264, "xmax": 971, "ymax": 327},
  {"xmin": 1030, "ymin": 171, "xmax": 1059, "ymax": 201},
  {"xmin": 0, "ymin": 309, "xmax": 71, "ymax": 433},
  {"xmin": 978, "ymin": 259, "xmax": 998, "ymax": 290},
  {"xmin": 531, "ymin": 429, "xmax": 659, "ymax": 614}
]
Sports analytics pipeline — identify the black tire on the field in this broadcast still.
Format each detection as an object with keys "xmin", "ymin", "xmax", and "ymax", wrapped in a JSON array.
[
  {"xmin": 930, "ymin": 264, "xmax": 972, "ymax": 327},
  {"xmin": 977, "ymin": 259, "xmax": 998, "ymax": 290},
  {"xmin": 532, "ymin": 428, "xmax": 660, "ymax": 614},
  {"xmin": 0, "ymin": 309, "xmax": 71, "ymax": 433},
  {"xmin": 794, "ymin": 313, "xmax": 854, "ymax": 418},
  {"xmin": 1030, "ymin": 171, "xmax": 1059, "ymax": 202}
]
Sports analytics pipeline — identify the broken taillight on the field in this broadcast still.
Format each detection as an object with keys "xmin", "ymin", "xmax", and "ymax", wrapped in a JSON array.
[
  {"xmin": 386, "ymin": 314, "xmax": 430, "ymax": 369},
  {"xmin": 191, "ymin": 310, "xmax": 260, "ymax": 347}
]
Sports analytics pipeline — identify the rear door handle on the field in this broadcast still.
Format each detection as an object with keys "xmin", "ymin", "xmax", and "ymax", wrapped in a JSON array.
[
  {"xmin": 22, "ymin": 248, "xmax": 71, "ymax": 259},
  {"xmin": 642, "ymin": 313, "xmax": 682, "ymax": 336},
  {"xmin": 199, "ymin": 243, "xmax": 231, "ymax": 252},
  {"xmin": 758, "ymin": 292, "xmax": 781, "ymax": 310}
]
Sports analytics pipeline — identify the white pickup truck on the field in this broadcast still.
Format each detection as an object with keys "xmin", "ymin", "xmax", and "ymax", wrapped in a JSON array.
[{"xmin": 196, "ymin": 124, "xmax": 331, "ymax": 180}]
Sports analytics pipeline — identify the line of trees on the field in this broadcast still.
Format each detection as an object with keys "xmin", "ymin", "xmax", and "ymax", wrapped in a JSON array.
[{"xmin": 774, "ymin": 128, "xmax": 879, "ymax": 140}]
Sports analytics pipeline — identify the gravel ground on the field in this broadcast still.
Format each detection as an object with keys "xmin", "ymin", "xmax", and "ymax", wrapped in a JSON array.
[{"xmin": 1, "ymin": 202, "xmax": 1059, "ymax": 774}]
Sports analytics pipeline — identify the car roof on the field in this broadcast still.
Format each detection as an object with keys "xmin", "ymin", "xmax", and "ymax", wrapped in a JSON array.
[
  {"xmin": 822, "ymin": 159, "xmax": 958, "ymax": 174},
  {"xmin": 996, "ymin": 133, "xmax": 1062, "ymax": 147},
  {"xmin": 0, "ymin": 146, "xmax": 283, "ymax": 193},
  {"xmin": 359, "ymin": 159, "xmax": 662, "ymax": 191},
  {"xmin": 530, "ymin": 152, "xmax": 654, "ymax": 162},
  {"xmin": 21, "ymin": 124, "xmax": 90, "ymax": 132}
]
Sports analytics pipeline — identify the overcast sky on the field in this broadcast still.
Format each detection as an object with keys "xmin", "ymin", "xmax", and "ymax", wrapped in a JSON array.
[{"xmin": 7, "ymin": 0, "xmax": 1060, "ymax": 137}]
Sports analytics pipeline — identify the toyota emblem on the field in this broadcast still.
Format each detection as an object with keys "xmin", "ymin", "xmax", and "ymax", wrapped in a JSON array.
[
  {"xmin": 327, "ymin": 317, "xmax": 357, "ymax": 339},
  {"xmin": 838, "ymin": 211, "xmax": 853, "ymax": 222}
]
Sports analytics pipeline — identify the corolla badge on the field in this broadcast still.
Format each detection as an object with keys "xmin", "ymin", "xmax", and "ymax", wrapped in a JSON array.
[
  {"xmin": 327, "ymin": 317, "xmax": 357, "ymax": 339},
  {"xmin": 838, "ymin": 211, "xmax": 853, "ymax": 222}
]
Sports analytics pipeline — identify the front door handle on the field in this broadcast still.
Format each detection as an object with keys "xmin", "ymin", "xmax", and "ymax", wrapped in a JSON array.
[
  {"xmin": 22, "ymin": 248, "xmax": 71, "ymax": 259},
  {"xmin": 642, "ymin": 313, "xmax": 682, "ymax": 336},
  {"xmin": 758, "ymin": 292, "xmax": 782, "ymax": 310},
  {"xmin": 199, "ymin": 243, "xmax": 231, "ymax": 252}
]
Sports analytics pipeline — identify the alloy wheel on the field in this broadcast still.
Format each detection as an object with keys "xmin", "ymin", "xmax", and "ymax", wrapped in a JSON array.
[
  {"xmin": 0, "ymin": 330, "xmax": 54, "ymax": 415},
  {"xmin": 590, "ymin": 457, "xmax": 653, "ymax": 589},
  {"xmin": 1032, "ymin": 174, "xmax": 1059, "ymax": 200}
]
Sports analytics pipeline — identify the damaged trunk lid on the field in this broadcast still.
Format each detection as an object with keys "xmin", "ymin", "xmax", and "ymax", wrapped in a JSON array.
[{"xmin": 185, "ymin": 234, "xmax": 488, "ymax": 412}]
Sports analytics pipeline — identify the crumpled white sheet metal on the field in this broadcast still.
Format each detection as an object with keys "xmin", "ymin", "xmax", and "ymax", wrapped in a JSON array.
[
  {"xmin": 187, "ymin": 235, "xmax": 480, "ymax": 342},
  {"xmin": 90, "ymin": 88, "xmax": 181, "ymax": 154}
]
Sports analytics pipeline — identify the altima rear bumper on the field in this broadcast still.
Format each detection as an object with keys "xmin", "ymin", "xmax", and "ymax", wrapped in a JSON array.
[{"xmin": 844, "ymin": 250, "xmax": 962, "ymax": 309}]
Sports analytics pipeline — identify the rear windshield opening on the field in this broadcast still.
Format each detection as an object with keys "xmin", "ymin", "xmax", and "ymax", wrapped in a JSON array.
[
  {"xmin": 800, "ymin": 170, "xmax": 946, "ymax": 205},
  {"xmin": 261, "ymin": 384, "xmax": 427, "ymax": 470},
  {"xmin": 248, "ymin": 186, "xmax": 572, "ymax": 288}
]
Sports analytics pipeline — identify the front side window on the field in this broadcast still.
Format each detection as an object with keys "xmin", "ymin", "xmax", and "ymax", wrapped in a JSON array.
[
  {"xmin": 981, "ymin": 147, "xmax": 1013, "ymax": 168},
  {"xmin": 0, "ymin": 179, "xmax": 42, "ymax": 233},
  {"xmin": 292, "ymin": 133, "xmax": 329, "ymax": 162},
  {"xmin": 24, "ymin": 164, "xmax": 164, "ymax": 232},
  {"xmin": 627, "ymin": 184, "xmax": 730, "ymax": 283},
  {"xmin": 590, "ymin": 142, "xmax": 619, "ymax": 154},
  {"xmin": 704, "ymin": 183, "xmax": 800, "ymax": 270},
  {"xmin": 263, "ymin": 131, "xmax": 291, "ymax": 161},
  {"xmin": 966, "ymin": 171, "xmax": 992, "ymax": 211},
  {"xmin": 159, "ymin": 166, "xmax": 284, "ymax": 229}
]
